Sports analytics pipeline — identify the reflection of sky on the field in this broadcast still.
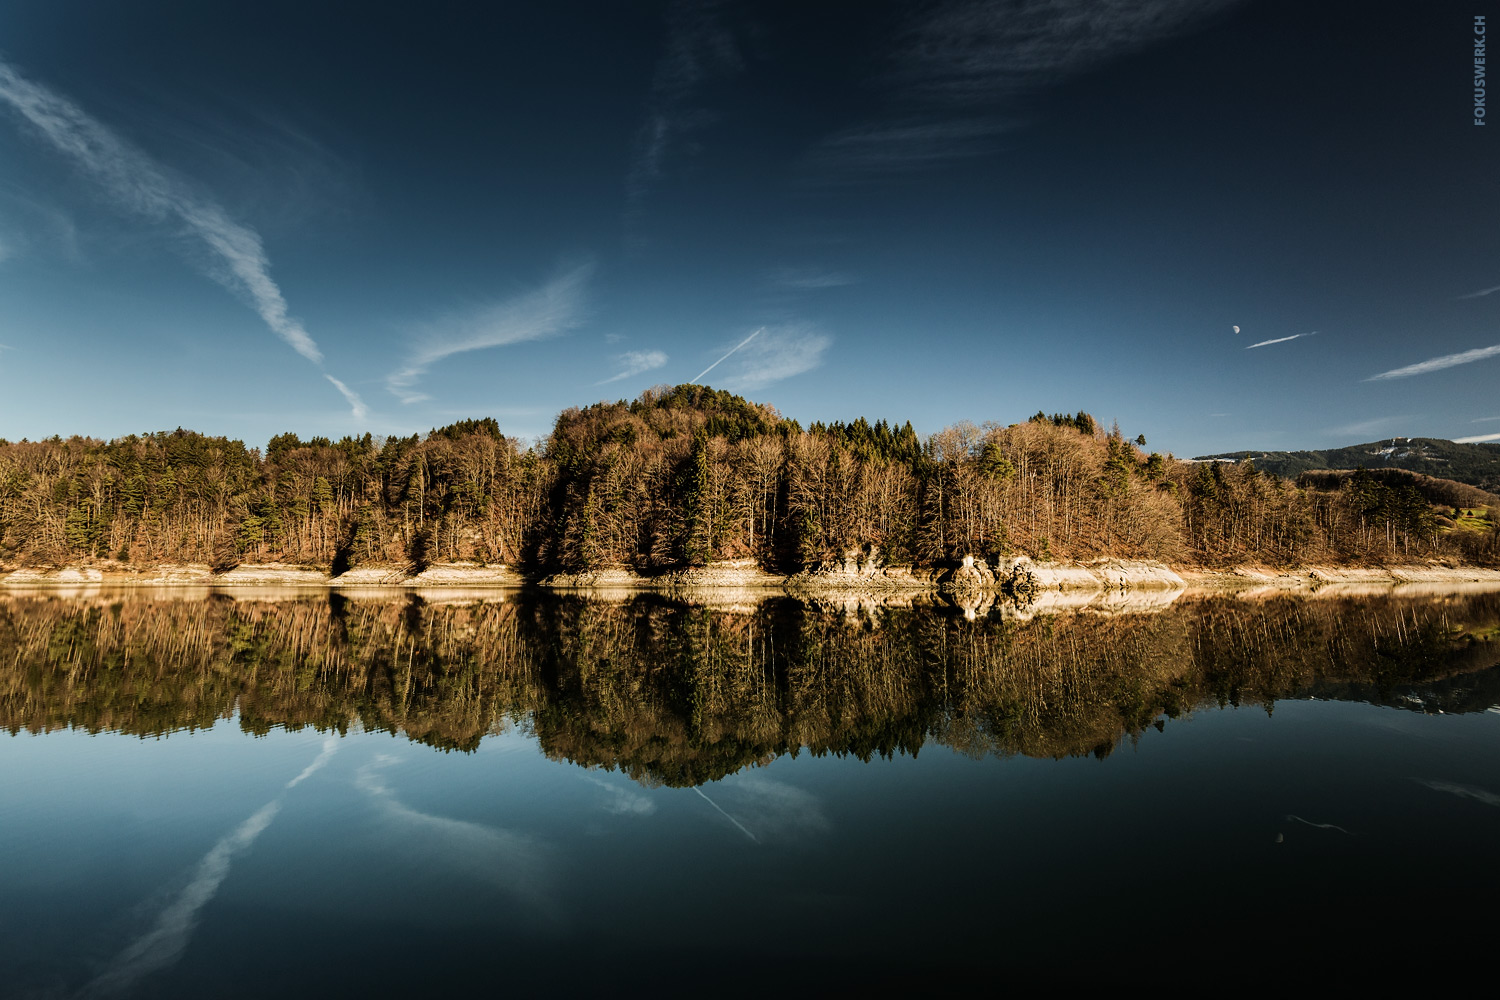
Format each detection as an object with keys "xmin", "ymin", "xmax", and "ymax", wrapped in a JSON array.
[{"xmin": 1, "ymin": 700, "xmax": 1499, "ymax": 992}]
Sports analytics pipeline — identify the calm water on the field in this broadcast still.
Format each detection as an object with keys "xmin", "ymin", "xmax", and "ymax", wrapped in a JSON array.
[{"xmin": 2, "ymin": 587, "xmax": 1499, "ymax": 994}]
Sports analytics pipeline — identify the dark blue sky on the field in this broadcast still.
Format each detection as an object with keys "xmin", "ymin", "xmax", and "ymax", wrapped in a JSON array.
[{"xmin": 1, "ymin": 0, "xmax": 1496, "ymax": 455}]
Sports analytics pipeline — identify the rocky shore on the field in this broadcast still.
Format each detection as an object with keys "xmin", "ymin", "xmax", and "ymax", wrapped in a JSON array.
[{"xmin": 5, "ymin": 555, "xmax": 1499, "ymax": 597}]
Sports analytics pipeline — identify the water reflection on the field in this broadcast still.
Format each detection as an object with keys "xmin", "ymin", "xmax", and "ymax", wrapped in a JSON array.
[
  {"xmin": 353, "ymin": 754, "xmax": 560, "ymax": 921},
  {"xmin": 3, "ymin": 588, "xmax": 1500, "ymax": 993},
  {"xmin": 2, "ymin": 588, "xmax": 1497, "ymax": 783},
  {"xmin": 80, "ymin": 737, "xmax": 336, "ymax": 998}
]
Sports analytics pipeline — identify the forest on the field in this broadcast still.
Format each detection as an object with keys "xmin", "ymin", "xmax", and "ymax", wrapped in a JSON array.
[{"xmin": 1, "ymin": 384, "xmax": 1496, "ymax": 573}]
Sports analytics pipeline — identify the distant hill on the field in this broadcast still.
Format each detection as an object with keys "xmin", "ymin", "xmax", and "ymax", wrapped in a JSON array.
[
  {"xmin": 1295, "ymin": 468, "xmax": 1500, "ymax": 509},
  {"xmin": 1195, "ymin": 438, "xmax": 1500, "ymax": 493}
]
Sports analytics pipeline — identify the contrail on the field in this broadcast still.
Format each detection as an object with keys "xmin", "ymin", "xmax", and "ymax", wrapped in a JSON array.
[
  {"xmin": 1457, "ymin": 283, "xmax": 1500, "ymax": 299},
  {"xmin": 691, "ymin": 327, "xmax": 762, "ymax": 384},
  {"xmin": 323, "ymin": 375, "xmax": 368, "ymax": 421},
  {"xmin": 1367, "ymin": 343, "xmax": 1500, "ymax": 381},
  {"xmin": 1245, "ymin": 331, "xmax": 1315, "ymax": 350},
  {"xmin": 692, "ymin": 786, "xmax": 758, "ymax": 843}
]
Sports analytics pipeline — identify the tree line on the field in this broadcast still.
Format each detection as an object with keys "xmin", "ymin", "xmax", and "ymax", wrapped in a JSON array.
[{"xmin": 1, "ymin": 384, "xmax": 1495, "ymax": 572}]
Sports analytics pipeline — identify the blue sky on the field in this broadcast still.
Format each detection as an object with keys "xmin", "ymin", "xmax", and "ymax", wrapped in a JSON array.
[{"xmin": 1, "ymin": 0, "xmax": 1497, "ymax": 456}]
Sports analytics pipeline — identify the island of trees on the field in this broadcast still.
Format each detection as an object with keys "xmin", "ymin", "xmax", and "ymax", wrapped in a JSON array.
[{"xmin": 1, "ymin": 384, "xmax": 1495, "ymax": 574}]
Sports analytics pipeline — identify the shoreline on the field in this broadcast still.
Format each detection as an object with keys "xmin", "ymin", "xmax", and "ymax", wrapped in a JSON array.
[{"xmin": 4, "ymin": 558, "xmax": 1500, "ymax": 596}]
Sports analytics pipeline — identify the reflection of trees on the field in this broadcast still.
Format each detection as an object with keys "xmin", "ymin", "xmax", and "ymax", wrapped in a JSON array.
[{"xmin": 1, "ymin": 592, "xmax": 1497, "ymax": 783}]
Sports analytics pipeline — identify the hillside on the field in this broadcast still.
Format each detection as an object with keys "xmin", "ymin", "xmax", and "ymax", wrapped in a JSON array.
[
  {"xmin": 2, "ymin": 388, "xmax": 1497, "ymax": 574},
  {"xmin": 1295, "ymin": 468, "xmax": 1500, "ymax": 510},
  {"xmin": 1195, "ymin": 438, "xmax": 1500, "ymax": 492}
]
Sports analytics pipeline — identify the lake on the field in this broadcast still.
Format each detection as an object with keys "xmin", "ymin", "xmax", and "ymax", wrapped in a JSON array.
[{"xmin": 3, "ymin": 586, "xmax": 1498, "ymax": 994}]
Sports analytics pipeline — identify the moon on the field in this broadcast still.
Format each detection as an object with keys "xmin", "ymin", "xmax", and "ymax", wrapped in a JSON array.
[{"xmin": 1233, "ymin": 325, "xmax": 1241, "ymax": 334}]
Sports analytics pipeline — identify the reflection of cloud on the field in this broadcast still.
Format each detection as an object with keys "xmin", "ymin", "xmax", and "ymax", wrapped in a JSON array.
[
  {"xmin": 81, "ymin": 740, "xmax": 337, "ymax": 998},
  {"xmin": 582, "ymin": 772, "xmax": 657, "ymax": 816},
  {"xmin": 692, "ymin": 786, "xmax": 758, "ymax": 843},
  {"xmin": 356, "ymin": 756, "xmax": 557, "ymax": 918},
  {"xmin": 1417, "ymin": 779, "xmax": 1500, "ymax": 807},
  {"xmin": 710, "ymin": 775, "xmax": 831, "ymax": 844},
  {"xmin": 81, "ymin": 802, "xmax": 281, "ymax": 998},
  {"xmin": 286, "ymin": 736, "xmax": 339, "ymax": 788},
  {"xmin": 386, "ymin": 263, "xmax": 593, "ymax": 404}
]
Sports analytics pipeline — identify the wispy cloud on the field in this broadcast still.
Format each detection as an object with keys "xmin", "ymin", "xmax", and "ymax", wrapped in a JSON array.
[
  {"xmin": 897, "ymin": 0, "xmax": 1238, "ymax": 100},
  {"xmin": 626, "ymin": 0, "xmax": 744, "ymax": 227},
  {"xmin": 596, "ymin": 348, "xmax": 668, "ymax": 385},
  {"xmin": 1245, "ymin": 331, "xmax": 1315, "ymax": 350},
  {"xmin": 0, "ymin": 233, "xmax": 14, "ymax": 264},
  {"xmin": 699, "ymin": 322, "xmax": 832, "ymax": 391},
  {"xmin": 1457, "ymin": 284, "xmax": 1500, "ymax": 299},
  {"xmin": 387, "ymin": 262, "xmax": 593, "ymax": 404},
  {"xmin": 1471, "ymin": 415, "xmax": 1500, "ymax": 423},
  {"xmin": 816, "ymin": 0, "xmax": 1238, "ymax": 175},
  {"xmin": 1367, "ymin": 344, "xmax": 1500, "ymax": 381},
  {"xmin": 1454, "ymin": 432, "xmax": 1500, "ymax": 444},
  {"xmin": 769, "ymin": 265, "xmax": 860, "ymax": 289},
  {"xmin": 811, "ymin": 118, "xmax": 1008, "ymax": 175},
  {"xmin": 1325, "ymin": 415, "xmax": 1409, "ymax": 440},
  {"xmin": 0, "ymin": 59, "xmax": 365, "ymax": 416},
  {"xmin": 0, "ymin": 184, "xmax": 82, "ymax": 261}
]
